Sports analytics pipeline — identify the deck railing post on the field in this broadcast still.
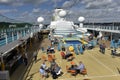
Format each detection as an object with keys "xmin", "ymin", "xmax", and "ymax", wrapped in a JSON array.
[
  {"xmin": 17, "ymin": 31, "xmax": 19, "ymax": 40},
  {"xmin": 12, "ymin": 32, "xmax": 14, "ymax": 41},
  {"xmin": 4, "ymin": 33, "xmax": 8, "ymax": 44}
]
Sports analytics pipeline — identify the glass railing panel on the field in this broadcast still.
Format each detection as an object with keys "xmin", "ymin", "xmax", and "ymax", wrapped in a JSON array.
[
  {"xmin": 0, "ymin": 39, "xmax": 6, "ymax": 46},
  {"xmin": 7, "ymin": 37, "xmax": 12, "ymax": 43}
]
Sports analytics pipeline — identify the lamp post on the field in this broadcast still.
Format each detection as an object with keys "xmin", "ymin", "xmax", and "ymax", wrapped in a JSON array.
[
  {"xmin": 78, "ymin": 16, "xmax": 85, "ymax": 28},
  {"xmin": 37, "ymin": 17, "xmax": 44, "ymax": 32},
  {"xmin": 78, "ymin": 16, "xmax": 85, "ymax": 39},
  {"xmin": 39, "ymin": 24, "xmax": 43, "ymax": 31}
]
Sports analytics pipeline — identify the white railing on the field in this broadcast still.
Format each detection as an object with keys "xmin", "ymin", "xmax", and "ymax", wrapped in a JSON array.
[
  {"xmin": 0, "ymin": 25, "xmax": 41, "ymax": 47},
  {"xmin": 84, "ymin": 25, "xmax": 120, "ymax": 33}
]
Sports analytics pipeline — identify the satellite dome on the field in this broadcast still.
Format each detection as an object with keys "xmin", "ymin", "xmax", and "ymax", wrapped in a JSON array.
[
  {"xmin": 78, "ymin": 16, "xmax": 85, "ymax": 22},
  {"xmin": 37, "ymin": 17, "xmax": 44, "ymax": 23},
  {"xmin": 59, "ymin": 10, "xmax": 67, "ymax": 17}
]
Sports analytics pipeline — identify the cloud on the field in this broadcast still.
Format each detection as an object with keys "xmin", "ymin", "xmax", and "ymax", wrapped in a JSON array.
[
  {"xmin": 16, "ymin": 8, "xmax": 53, "ymax": 23},
  {"xmin": 12, "ymin": 2, "xmax": 23, "ymax": 6},
  {"xmin": 1, "ymin": 0, "xmax": 120, "ymax": 23},
  {"xmin": 0, "ymin": 0, "xmax": 48, "ymax": 6},
  {"xmin": 66, "ymin": 8, "xmax": 120, "ymax": 23},
  {"xmin": 0, "ymin": 9, "xmax": 17, "ymax": 13},
  {"xmin": 85, "ymin": 0, "xmax": 114, "ymax": 9},
  {"xmin": 50, "ymin": 0, "xmax": 62, "ymax": 7},
  {"xmin": 23, "ymin": 0, "xmax": 48, "ymax": 5},
  {"xmin": 0, "ymin": 0, "xmax": 11, "ymax": 3},
  {"xmin": 79, "ymin": 0, "xmax": 120, "ymax": 9},
  {"xmin": 0, "ymin": 0, "xmax": 62, "ymax": 6},
  {"xmin": 62, "ymin": 0, "xmax": 74, "ymax": 8},
  {"xmin": 0, "ymin": 0, "xmax": 23, "ymax": 6},
  {"xmin": 62, "ymin": 0, "xmax": 120, "ymax": 10},
  {"xmin": 62, "ymin": 0, "xmax": 81, "ymax": 8},
  {"xmin": 0, "ymin": 0, "xmax": 8, "ymax": 3},
  {"xmin": 21, "ymin": 11, "xmax": 30, "ymax": 17},
  {"xmin": 32, "ymin": 8, "xmax": 40, "ymax": 13},
  {"xmin": 61, "ymin": 0, "xmax": 120, "ymax": 22}
]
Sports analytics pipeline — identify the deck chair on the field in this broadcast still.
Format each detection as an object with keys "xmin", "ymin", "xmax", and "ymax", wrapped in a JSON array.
[
  {"xmin": 48, "ymin": 54, "xmax": 53, "ymax": 62},
  {"xmin": 66, "ymin": 65, "xmax": 77, "ymax": 76},
  {"xmin": 41, "ymin": 55, "xmax": 47, "ymax": 61},
  {"xmin": 48, "ymin": 54, "xmax": 56, "ymax": 62},
  {"xmin": 70, "ymin": 61, "xmax": 75, "ymax": 65},
  {"xmin": 81, "ymin": 68, "xmax": 87, "ymax": 75},
  {"xmin": 60, "ymin": 52, "xmax": 65, "ymax": 59}
]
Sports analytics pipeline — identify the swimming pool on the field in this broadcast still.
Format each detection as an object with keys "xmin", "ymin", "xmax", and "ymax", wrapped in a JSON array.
[{"xmin": 65, "ymin": 40, "xmax": 81, "ymax": 44}]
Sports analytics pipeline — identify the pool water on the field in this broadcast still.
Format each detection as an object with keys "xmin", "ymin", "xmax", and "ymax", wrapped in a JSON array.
[{"xmin": 65, "ymin": 40, "xmax": 81, "ymax": 44}]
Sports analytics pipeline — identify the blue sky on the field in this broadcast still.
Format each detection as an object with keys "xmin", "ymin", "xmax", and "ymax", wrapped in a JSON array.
[{"xmin": 0, "ymin": 0, "xmax": 120, "ymax": 23}]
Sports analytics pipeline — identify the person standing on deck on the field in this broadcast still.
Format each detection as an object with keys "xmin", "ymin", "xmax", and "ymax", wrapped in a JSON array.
[
  {"xmin": 101, "ymin": 43, "xmax": 106, "ymax": 54},
  {"xmin": 111, "ymin": 48, "xmax": 116, "ymax": 57},
  {"xmin": 82, "ymin": 44, "xmax": 85, "ymax": 51},
  {"xmin": 33, "ymin": 50, "xmax": 37, "ymax": 62},
  {"xmin": 79, "ymin": 45, "xmax": 84, "ymax": 54},
  {"xmin": 23, "ymin": 56, "xmax": 28, "ymax": 66},
  {"xmin": 99, "ymin": 43, "xmax": 102, "ymax": 52},
  {"xmin": 22, "ymin": 53, "xmax": 28, "ymax": 66}
]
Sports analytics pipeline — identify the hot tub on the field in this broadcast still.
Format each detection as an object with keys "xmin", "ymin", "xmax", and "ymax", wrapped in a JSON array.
[{"xmin": 65, "ymin": 40, "xmax": 81, "ymax": 44}]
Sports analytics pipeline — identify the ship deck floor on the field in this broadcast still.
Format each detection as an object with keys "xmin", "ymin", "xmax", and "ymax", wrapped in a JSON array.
[{"xmin": 24, "ymin": 40, "xmax": 120, "ymax": 80}]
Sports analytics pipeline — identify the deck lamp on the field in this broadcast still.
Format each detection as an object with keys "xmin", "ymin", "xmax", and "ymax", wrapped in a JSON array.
[
  {"xmin": 37, "ymin": 17, "xmax": 44, "ymax": 23},
  {"xmin": 37, "ymin": 17, "xmax": 44, "ymax": 31},
  {"xmin": 78, "ymin": 16, "xmax": 85, "ymax": 28},
  {"xmin": 39, "ymin": 24, "xmax": 43, "ymax": 31},
  {"xmin": 78, "ymin": 16, "xmax": 85, "ymax": 39}
]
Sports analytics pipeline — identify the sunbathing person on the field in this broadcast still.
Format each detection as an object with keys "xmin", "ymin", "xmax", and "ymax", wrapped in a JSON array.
[
  {"xmin": 41, "ymin": 61, "xmax": 49, "ymax": 71},
  {"xmin": 60, "ymin": 51, "xmax": 66, "ymax": 59},
  {"xmin": 50, "ymin": 59, "xmax": 57, "ymax": 69},
  {"xmin": 64, "ymin": 52, "xmax": 73, "ymax": 59},
  {"xmin": 39, "ymin": 66, "xmax": 48, "ymax": 78},
  {"xmin": 51, "ymin": 64, "xmax": 62, "ymax": 79},
  {"xmin": 54, "ymin": 64, "xmax": 62, "ymax": 76},
  {"xmin": 76, "ymin": 61, "xmax": 86, "ymax": 74},
  {"xmin": 67, "ymin": 64, "xmax": 77, "ymax": 76},
  {"xmin": 69, "ymin": 65, "xmax": 77, "ymax": 70}
]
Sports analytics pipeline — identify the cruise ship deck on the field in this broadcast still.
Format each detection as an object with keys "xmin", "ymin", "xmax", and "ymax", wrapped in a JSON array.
[
  {"xmin": 1, "ymin": 5, "xmax": 120, "ymax": 80},
  {"xmin": 23, "ymin": 38, "xmax": 120, "ymax": 80}
]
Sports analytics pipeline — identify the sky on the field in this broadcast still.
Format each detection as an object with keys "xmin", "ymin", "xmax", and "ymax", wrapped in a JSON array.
[{"xmin": 0, "ymin": 0, "xmax": 120, "ymax": 23}]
